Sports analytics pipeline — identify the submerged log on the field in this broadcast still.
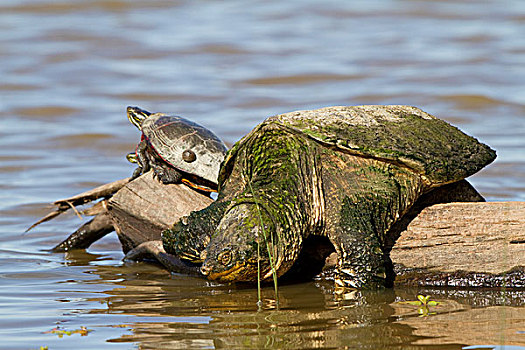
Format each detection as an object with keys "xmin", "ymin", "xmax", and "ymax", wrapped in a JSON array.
[{"xmin": 52, "ymin": 211, "xmax": 114, "ymax": 252}]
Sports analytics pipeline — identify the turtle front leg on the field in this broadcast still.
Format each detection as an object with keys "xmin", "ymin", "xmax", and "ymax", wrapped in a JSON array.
[
  {"xmin": 130, "ymin": 140, "xmax": 151, "ymax": 179},
  {"xmin": 150, "ymin": 162, "xmax": 183, "ymax": 185},
  {"xmin": 329, "ymin": 229, "xmax": 392, "ymax": 289},
  {"xmin": 328, "ymin": 195, "xmax": 395, "ymax": 289},
  {"xmin": 124, "ymin": 240, "xmax": 201, "ymax": 275},
  {"xmin": 162, "ymin": 200, "xmax": 230, "ymax": 262}
]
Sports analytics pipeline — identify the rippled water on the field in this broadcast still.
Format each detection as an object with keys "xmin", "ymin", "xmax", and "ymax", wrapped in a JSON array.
[{"xmin": 1, "ymin": 0, "xmax": 524, "ymax": 349}]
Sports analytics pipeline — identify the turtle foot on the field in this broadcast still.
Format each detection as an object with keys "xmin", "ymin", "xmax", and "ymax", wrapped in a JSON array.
[
  {"xmin": 151, "ymin": 164, "xmax": 183, "ymax": 185},
  {"xmin": 130, "ymin": 166, "xmax": 143, "ymax": 180}
]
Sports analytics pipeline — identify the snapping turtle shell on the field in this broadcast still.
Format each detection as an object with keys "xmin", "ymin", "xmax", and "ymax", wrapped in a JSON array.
[
  {"xmin": 157, "ymin": 105, "xmax": 495, "ymax": 288},
  {"xmin": 263, "ymin": 105, "xmax": 491, "ymax": 185}
]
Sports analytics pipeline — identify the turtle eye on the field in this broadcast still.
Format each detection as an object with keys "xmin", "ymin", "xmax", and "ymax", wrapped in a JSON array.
[
  {"xmin": 182, "ymin": 149, "xmax": 196, "ymax": 163},
  {"xmin": 217, "ymin": 249, "xmax": 232, "ymax": 266}
]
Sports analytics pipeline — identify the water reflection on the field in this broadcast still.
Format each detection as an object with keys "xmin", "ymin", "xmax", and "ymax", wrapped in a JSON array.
[
  {"xmin": 1, "ymin": 0, "xmax": 525, "ymax": 348},
  {"xmin": 56, "ymin": 250, "xmax": 525, "ymax": 349}
]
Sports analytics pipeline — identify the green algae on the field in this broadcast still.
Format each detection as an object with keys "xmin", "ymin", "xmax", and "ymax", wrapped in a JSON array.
[{"xmin": 273, "ymin": 107, "xmax": 496, "ymax": 184}]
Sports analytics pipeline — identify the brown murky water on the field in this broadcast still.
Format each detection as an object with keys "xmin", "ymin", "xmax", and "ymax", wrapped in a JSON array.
[{"xmin": 1, "ymin": 1, "xmax": 524, "ymax": 349}]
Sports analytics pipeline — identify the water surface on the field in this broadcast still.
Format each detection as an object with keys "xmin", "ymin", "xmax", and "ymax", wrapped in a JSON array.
[{"xmin": 1, "ymin": 0, "xmax": 524, "ymax": 349}]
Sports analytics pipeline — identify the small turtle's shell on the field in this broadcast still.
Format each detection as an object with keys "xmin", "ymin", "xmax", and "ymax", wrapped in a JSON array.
[
  {"xmin": 142, "ymin": 113, "xmax": 228, "ymax": 185},
  {"xmin": 222, "ymin": 105, "xmax": 495, "ymax": 187}
]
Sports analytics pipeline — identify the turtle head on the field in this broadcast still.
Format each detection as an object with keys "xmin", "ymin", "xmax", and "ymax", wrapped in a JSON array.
[
  {"xmin": 126, "ymin": 152, "xmax": 138, "ymax": 164},
  {"xmin": 200, "ymin": 203, "xmax": 278, "ymax": 283},
  {"xmin": 127, "ymin": 106, "xmax": 151, "ymax": 130}
]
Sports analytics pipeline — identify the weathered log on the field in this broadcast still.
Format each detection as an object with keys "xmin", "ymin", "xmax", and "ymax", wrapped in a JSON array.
[
  {"xmin": 107, "ymin": 171, "xmax": 213, "ymax": 253},
  {"xmin": 26, "ymin": 177, "xmax": 130, "ymax": 232},
  {"xmin": 38, "ymin": 172, "xmax": 212, "ymax": 256},
  {"xmin": 52, "ymin": 210, "xmax": 114, "ymax": 252},
  {"xmin": 40, "ymin": 173, "xmax": 524, "ymax": 287},
  {"xmin": 53, "ymin": 177, "xmax": 131, "ymax": 207},
  {"xmin": 392, "ymin": 201, "xmax": 525, "ymax": 288}
]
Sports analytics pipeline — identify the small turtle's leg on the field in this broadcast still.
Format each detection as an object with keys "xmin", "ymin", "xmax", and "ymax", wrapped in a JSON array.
[
  {"xmin": 130, "ymin": 166, "xmax": 143, "ymax": 180},
  {"xmin": 126, "ymin": 152, "xmax": 143, "ymax": 180},
  {"xmin": 135, "ymin": 140, "xmax": 150, "ymax": 174},
  {"xmin": 124, "ymin": 240, "xmax": 201, "ymax": 275},
  {"xmin": 126, "ymin": 152, "xmax": 138, "ymax": 164},
  {"xmin": 151, "ymin": 162, "xmax": 183, "ymax": 184},
  {"xmin": 52, "ymin": 212, "xmax": 114, "ymax": 252}
]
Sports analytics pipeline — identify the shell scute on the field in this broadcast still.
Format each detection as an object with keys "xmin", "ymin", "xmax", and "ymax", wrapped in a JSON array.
[{"xmin": 268, "ymin": 105, "xmax": 496, "ymax": 185}]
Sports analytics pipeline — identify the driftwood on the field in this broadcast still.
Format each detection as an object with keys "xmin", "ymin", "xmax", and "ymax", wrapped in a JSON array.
[
  {"xmin": 52, "ymin": 211, "xmax": 114, "ymax": 251},
  {"xmin": 26, "ymin": 177, "xmax": 130, "ymax": 232},
  {"xmin": 107, "ymin": 171, "xmax": 213, "ymax": 253},
  {"xmin": 43, "ymin": 172, "xmax": 212, "ymax": 253},
  {"xmin": 392, "ymin": 201, "xmax": 525, "ymax": 288},
  {"xmin": 32, "ymin": 174, "xmax": 525, "ymax": 288}
]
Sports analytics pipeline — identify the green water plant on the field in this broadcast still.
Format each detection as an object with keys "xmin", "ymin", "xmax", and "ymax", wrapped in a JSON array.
[
  {"xmin": 398, "ymin": 294, "xmax": 441, "ymax": 317},
  {"xmin": 248, "ymin": 178, "xmax": 279, "ymax": 309}
]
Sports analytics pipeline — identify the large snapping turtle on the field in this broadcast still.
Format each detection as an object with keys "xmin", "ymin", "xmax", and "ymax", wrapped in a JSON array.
[{"xmin": 131, "ymin": 105, "xmax": 496, "ymax": 289}]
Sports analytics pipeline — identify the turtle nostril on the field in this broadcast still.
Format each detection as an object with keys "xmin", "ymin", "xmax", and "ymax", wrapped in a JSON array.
[{"xmin": 200, "ymin": 264, "xmax": 211, "ymax": 276}]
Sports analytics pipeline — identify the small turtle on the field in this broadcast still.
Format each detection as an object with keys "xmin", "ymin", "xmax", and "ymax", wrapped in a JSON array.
[
  {"xmin": 127, "ymin": 106, "xmax": 228, "ymax": 192},
  {"xmin": 129, "ymin": 105, "xmax": 496, "ymax": 289}
]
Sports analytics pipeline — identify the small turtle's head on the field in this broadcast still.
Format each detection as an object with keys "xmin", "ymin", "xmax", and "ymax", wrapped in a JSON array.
[
  {"xmin": 125, "ymin": 152, "xmax": 138, "ymax": 164},
  {"xmin": 127, "ymin": 106, "xmax": 151, "ymax": 130},
  {"xmin": 200, "ymin": 203, "xmax": 278, "ymax": 283}
]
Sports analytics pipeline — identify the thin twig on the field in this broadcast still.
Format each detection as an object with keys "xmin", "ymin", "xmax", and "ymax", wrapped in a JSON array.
[{"xmin": 65, "ymin": 201, "xmax": 83, "ymax": 220}]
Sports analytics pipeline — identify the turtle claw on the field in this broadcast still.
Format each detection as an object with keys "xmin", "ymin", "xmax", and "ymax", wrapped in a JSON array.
[{"xmin": 150, "ymin": 164, "xmax": 183, "ymax": 185}]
